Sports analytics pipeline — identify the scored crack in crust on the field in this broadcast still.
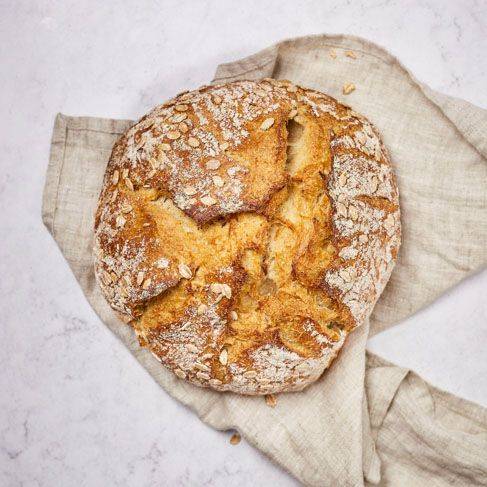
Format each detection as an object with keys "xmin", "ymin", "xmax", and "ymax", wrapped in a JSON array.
[{"xmin": 93, "ymin": 79, "xmax": 401, "ymax": 395}]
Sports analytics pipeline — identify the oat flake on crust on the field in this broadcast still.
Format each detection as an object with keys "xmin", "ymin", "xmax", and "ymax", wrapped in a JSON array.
[{"xmin": 93, "ymin": 79, "xmax": 401, "ymax": 395}]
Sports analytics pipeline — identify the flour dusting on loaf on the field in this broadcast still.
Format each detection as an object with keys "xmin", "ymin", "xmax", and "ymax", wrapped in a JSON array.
[{"xmin": 94, "ymin": 79, "xmax": 400, "ymax": 395}]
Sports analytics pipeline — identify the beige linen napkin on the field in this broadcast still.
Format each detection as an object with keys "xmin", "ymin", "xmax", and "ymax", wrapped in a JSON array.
[{"xmin": 42, "ymin": 35, "xmax": 487, "ymax": 486}]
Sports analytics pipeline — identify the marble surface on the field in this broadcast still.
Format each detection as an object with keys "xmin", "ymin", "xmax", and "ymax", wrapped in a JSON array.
[{"xmin": 1, "ymin": 0, "xmax": 486, "ymax": 485}]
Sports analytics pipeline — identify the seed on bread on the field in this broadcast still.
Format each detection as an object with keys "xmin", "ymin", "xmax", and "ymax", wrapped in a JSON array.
[
  {"xmin": 219, "ymin": 348, "xmax": 228, "ymax": 365},
  {"xmin": 186, "ymin": 344, "xmax": 199, "ymax": 353},
  {"xmin": 206, "ymin": 159, "xmax": 221, "ymax": 170},
  {"xmin": 178, "ymin": 263, "xmax": 192, "ymax": 279},
  {"xmin": 221, "ymin": 284, "xmax": 232, "ymax": 298},
  {"xmin": 197, "ymin": 303, "xmax": 208, "ymax": 315},
  {"xmin": 243, "ymin": 370, "xmax": 257, "ymax": 379},
  {"xmin": 260, "ymin": 117, "xmax": 275, "ymax": 130},
  {"xmin": 196, "ymin": 371, "xmax": 211, "ymax": 380},
  {"xmin": 142, "ymin": 278, "xmax": 152, "ymax": 289},
  {"xmin": 112, "ymin": 170, "xmax": 120, "ymax": 185},
  {"xmin": 115, "ymin": 215, "xmax": 126, "ymax": 228},
  {"xmin": 195, "ymin": 363, "xmax": 210, "ymax": 372},
  {"xmin": 124, "ymin": 178, "xmax": 134, "ymax": 191},
  {"xmin": 188, "ymin": 137, "xmax": 200, "ymax": 147},
  {"xmin": 213, "ymin": 176, "xmax": 224, "ymax": 187},
  {"xmin": 136, "ymin": 271, "xmax": 145, "ymax": 286},
  {"xmin": 349, "ymin": 206, "xmax": 358, "ymax": 221},
  {"xmin": 175, "ymin": 369, "xmax": 186, "ymax": 379},
  {"xmin": 201, "ymin": 195, "xmax": 217, "ymax": 206},
  {"xmin": 172, "ymin": 113, "xmax": 187, "ymax": 123}
]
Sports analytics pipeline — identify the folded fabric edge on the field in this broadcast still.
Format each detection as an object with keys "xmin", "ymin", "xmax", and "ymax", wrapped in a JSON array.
[
  {"xmin": 42, "ymin": 113, "xmax": 68, "ymax": 236},
  {"xmin": 41, "ymin": 113, "xmax": 134, "ymax": 237},
  {"xmin": 367, "ymin": 351, "xmax": 487, "ymax": 428},
  {"xmin": 212, "ymin": 45, "xmax": 278, "ymax": 83},
  {"xmin": 362, "ymin": 392, "xmax": 381, "ymax": 484},
  {"xmin": 420, "ymin": 85, "xmax": 487, "ymax": 159}
]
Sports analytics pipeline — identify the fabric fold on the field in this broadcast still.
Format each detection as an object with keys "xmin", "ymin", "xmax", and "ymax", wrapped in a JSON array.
[
  {"xmin": 366, "ymin": 354, "xmax": 487, "ymax": 486},
  {"xmin": 42, "ymin": 34, "xmax": 487, "ymax": 486}
]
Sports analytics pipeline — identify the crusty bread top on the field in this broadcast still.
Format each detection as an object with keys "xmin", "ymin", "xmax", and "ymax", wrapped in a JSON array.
[{"xmin": 94, "ymin": 79, "xmax": 400, "ymax": 394}]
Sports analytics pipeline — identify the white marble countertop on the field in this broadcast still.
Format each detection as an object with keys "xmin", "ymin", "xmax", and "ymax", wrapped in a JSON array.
[{"xmin": 1, "ymin": 1, "xmax": 486, "ymax": 485}]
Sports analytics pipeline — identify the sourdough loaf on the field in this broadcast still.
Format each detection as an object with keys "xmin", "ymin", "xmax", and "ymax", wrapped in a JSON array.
[{"xmin": 94, "ymin": 79, "xmax": 400, "ymax": 394}]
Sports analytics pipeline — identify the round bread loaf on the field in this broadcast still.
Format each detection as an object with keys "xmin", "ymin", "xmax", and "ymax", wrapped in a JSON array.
[{"xmin": 94, "ymin": 79, "xmax": 400, "ymax": 395}]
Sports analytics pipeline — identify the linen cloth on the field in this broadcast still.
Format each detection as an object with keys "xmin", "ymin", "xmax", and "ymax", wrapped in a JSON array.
[{"xmin": 42, "ymin": 35, "xmax": 487, "ymax": 486}]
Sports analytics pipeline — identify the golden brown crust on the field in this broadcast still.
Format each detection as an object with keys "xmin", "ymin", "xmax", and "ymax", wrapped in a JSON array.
[{"xmin": 93, "ymin": 79, "xmax": 401, "ymax": 395}]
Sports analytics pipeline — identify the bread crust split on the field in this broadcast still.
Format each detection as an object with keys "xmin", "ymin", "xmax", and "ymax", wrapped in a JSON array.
[{"xmin": 94, "ymin": 79, "xmax": 400, "ymax": 395}]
